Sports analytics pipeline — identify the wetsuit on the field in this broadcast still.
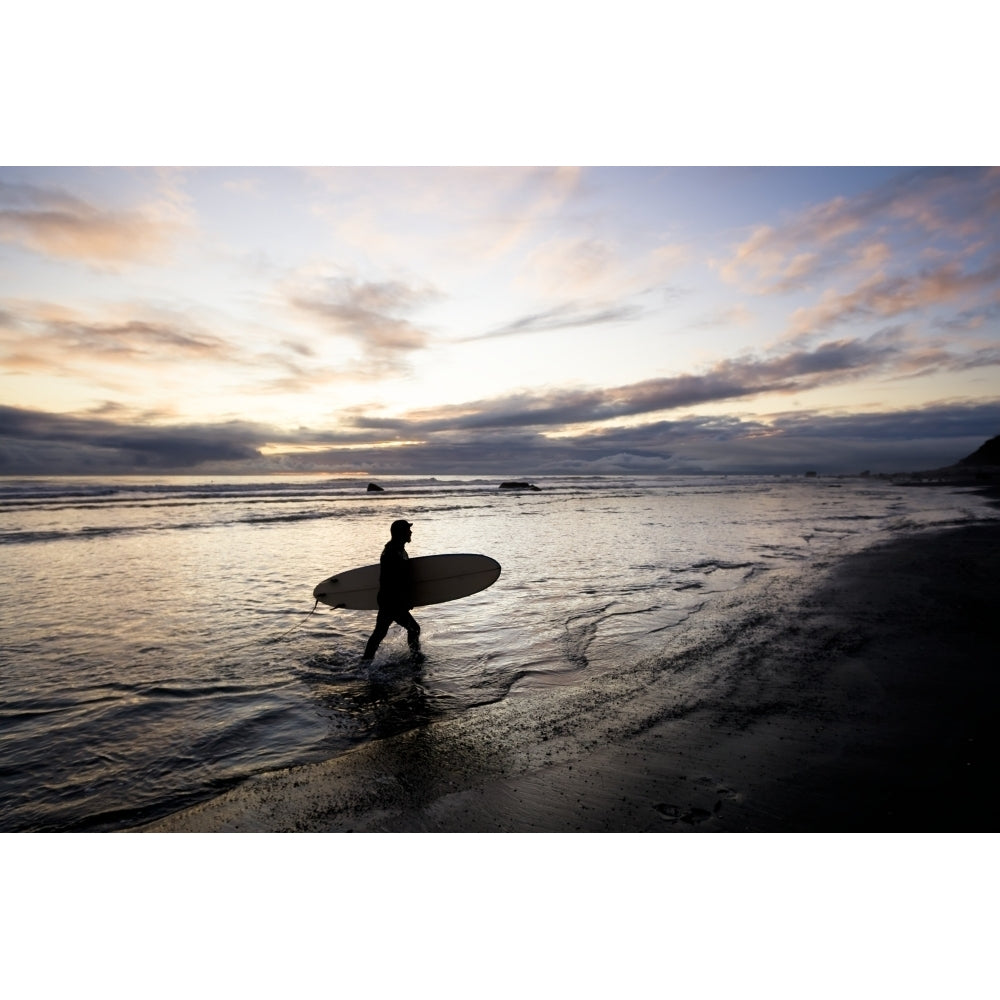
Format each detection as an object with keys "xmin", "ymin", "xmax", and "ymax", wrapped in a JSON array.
[{"xmin": 362, "ymin": 538, "xmax": 421, "ymax": 659}]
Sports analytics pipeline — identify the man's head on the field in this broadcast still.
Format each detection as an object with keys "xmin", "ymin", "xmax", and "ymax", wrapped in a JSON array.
[{"xmin": 390, "ymin": 519, "xmax": 413, "ymax": 542}]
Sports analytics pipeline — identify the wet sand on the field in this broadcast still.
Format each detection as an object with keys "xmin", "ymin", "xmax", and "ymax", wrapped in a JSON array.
[{"xmin": 139, "ymin": 518, "xmax": 1000, "ymax": 833}]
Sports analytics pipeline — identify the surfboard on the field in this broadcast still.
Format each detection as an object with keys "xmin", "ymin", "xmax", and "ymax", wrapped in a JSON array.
[{"xmin": 313, "ymin": 553, "xmax": 501, "ymax": 611}]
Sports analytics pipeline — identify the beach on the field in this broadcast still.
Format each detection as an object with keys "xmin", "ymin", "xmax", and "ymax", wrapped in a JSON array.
[{"xmin": 139, "ymin": 514, "xmax": 1000, "ymax": 833}]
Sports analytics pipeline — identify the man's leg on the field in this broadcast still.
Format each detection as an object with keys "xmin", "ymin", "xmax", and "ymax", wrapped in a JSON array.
[
  {"xmin": 362, "ymin": 609, "xmax": 393, "ymax": 660},
  {"xmin": 395, "ymin": 610, "xmax": 421, "ymax": 653}
]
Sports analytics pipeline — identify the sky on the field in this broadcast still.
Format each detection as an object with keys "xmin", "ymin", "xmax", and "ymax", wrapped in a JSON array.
[{"xmin": 2, "ymin": 164, "xmax": 999, "ymax": 477}]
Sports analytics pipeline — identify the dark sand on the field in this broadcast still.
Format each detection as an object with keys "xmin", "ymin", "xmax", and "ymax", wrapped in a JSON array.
[{"xmin": 139, "ymin": 518, "xmax": 1000, "ymax": 833}]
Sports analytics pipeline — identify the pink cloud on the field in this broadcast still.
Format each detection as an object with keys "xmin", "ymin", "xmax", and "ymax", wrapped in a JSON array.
[
  {"xmin": 720, "ymin": 168, "xmax": 1000, "ymax": 296},
  {"xmin": 0, "ymin": 179, "xmax": 183, "ymax": 266},
  {"xmin": 789, "ymin": 256, "xmax": 1000, "ymax": 337}
]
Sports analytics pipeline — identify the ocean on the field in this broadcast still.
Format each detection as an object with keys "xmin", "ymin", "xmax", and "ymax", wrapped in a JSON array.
[{"xmin": 1, "ymin": 472, "xmax": 996, "ymax": 832}]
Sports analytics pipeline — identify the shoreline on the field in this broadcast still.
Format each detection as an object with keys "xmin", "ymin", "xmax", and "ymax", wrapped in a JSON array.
[{"xmin": 139, "ymin": 517, "xmax": 1000, "ymax": 833}]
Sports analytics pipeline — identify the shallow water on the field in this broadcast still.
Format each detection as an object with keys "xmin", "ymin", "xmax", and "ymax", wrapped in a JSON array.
[{"xmin": 1, "ymin": 473, "xmax": 995, "ymax": 831}]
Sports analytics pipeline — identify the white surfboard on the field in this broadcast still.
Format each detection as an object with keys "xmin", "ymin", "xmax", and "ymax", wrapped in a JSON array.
[{"xmin": 313, "ymin": 553, "xmax": 501, "ymax": 610}]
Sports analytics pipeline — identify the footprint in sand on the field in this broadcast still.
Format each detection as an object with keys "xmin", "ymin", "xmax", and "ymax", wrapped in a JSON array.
[
  {"xmin": 654, "ymin": 803, "xmax": 714, "ymax": 825},
  {"xmin": 655, "ymin": 781, "xmax": 742, "ymax": 825}
]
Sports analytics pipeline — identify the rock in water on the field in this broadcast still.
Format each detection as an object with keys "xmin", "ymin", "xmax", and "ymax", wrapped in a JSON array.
[{"xmin": 499, "ymin": 481, "xmax": 541, "ymax": 491}]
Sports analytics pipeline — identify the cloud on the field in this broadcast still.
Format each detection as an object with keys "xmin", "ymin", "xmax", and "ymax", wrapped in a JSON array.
[
  {"xmin": 7, "ymin": 308, "xmax": 991, "ymax": 472},
  {"xmin": 463, "ymin": 301, "xmax": 642, "ymax": 341},
  {"xmin": 0, "ymin": 296, "xmax": 422, "ymax": 404},
  {"xmin": 788, "ymin": 255, "xmax": 1000, "ymax": 339},
  {"xmin": 289, "ymin": 275, "xmax": 438, "ymax": 373},
  {"xmin": 379, "ymin": 400, "xmax": 1000, "ymax": 476},
  {"xmin": 720, "ymin": 167, "xmax": 1000, "ymax": 295},
  {"xmin": 304, "ymin": 166, "xmax": 584, "ymax": 265},
  {"xmin": 296, "ymin": 399, "xmax": 1000, "ymax": 476},
  {"xmin": 45, "ymin": 318, "xmax": 228, "ymax": 359},
  {"xmin": 353, "ymin": 333, "xmax": 915, "ymax": 434},
  {"xmin": 510, "ymin": 235, "xmax": 691, "ymax": 329},
  {"xmin": 690, "ymin": 304, "xmax": 753, "ymax": 329},
  {"xmin": 0, "ymin": 178, "xmax": 183, "ymax": 266},
  {"xmin": 0, "ymin": 296, "xmax": 393, "ymax": 400},
  {"xmin": 520, "ymin": 236, "xmax": 622, "ymax": 297},
  {"xmin": 4, "ymin": 392, "xmax": 999, "ymax": 478},
  {"xmin": 0, "ymin": 305, "xmax": 237, "ymax": 390},
  {"xmin": 0, "ymin": 405, "xmax": 265, "ymax": 473},
  {"xmin": 937, "ymin": 300, "xmax": 1000, "ymax": 332},
  {"xmin": 0, "ymin": 399, "xmax": 437, "ymax": 475}
]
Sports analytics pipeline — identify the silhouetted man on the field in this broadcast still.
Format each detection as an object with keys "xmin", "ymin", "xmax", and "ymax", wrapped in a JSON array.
[{"xmin": 362, "ymin": 519, "xmax": 422, "ymax": 661}]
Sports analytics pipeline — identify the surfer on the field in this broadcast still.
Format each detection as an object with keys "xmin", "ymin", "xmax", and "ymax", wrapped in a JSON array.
[{"xmin": 362, "ymin": 519, "xmax": 423, "ymax": 661}]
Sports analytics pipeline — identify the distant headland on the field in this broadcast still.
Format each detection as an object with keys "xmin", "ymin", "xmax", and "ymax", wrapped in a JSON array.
[{"xmin": 898, "ymin": 433, "xmax": 1000, "ymax": 486}]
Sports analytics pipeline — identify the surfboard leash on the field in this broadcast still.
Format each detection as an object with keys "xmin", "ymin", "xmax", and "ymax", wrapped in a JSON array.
[{"xmin": 262, "ymin": 598, "xmax": 321, "ymax": 646}]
